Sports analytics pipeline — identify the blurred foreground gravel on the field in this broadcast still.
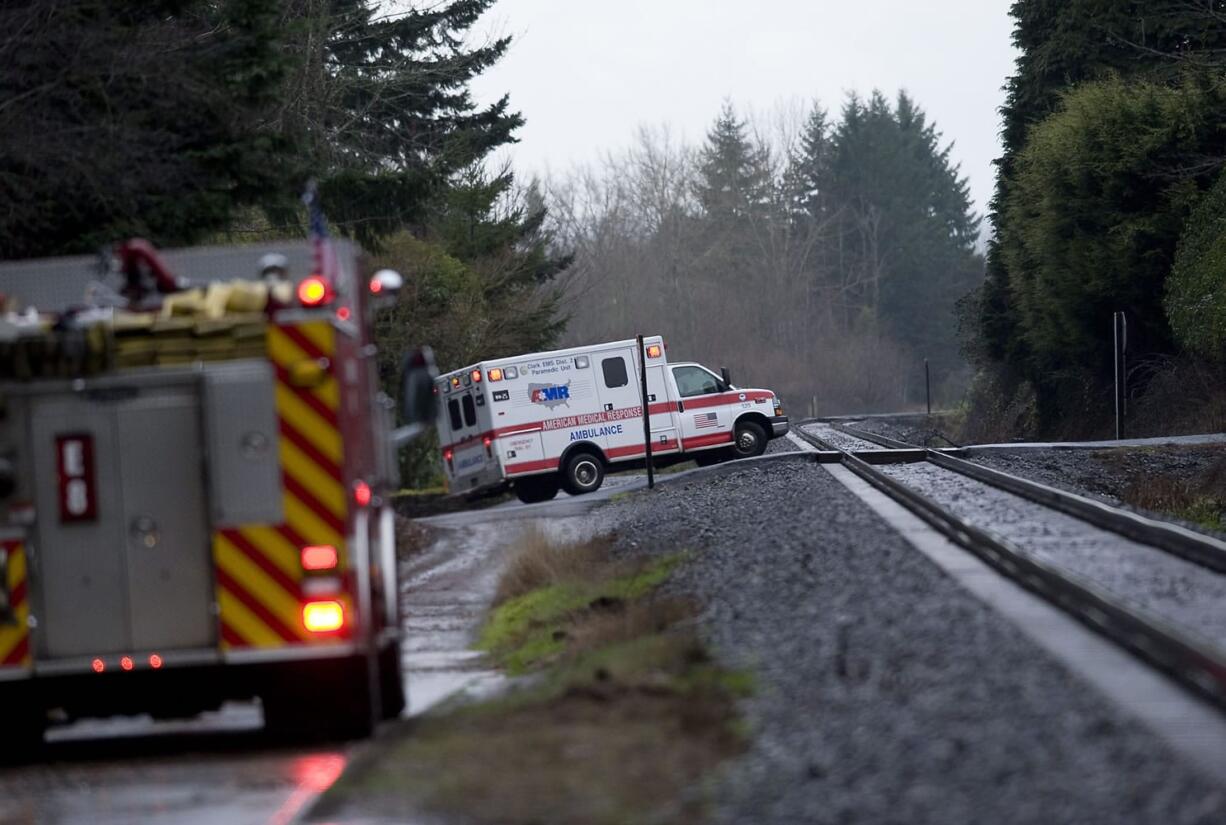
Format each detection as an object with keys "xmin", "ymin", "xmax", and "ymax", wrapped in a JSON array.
[{"xmin": 599, "ymin": 461, "xmax": 1226, "ymax": 825}]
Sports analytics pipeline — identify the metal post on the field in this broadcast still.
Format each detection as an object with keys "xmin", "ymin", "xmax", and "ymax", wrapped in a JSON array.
[
  {"xmin": 924, "ymin": 359, "xmax": 931, "ymax": 416},
  {"xmin": 637, "ymin": 335, "xmax": 655, "ymax": 489},
  {"xmin": 1113, "ymin": 312, "xmax": 1122, "ymax": 440}
]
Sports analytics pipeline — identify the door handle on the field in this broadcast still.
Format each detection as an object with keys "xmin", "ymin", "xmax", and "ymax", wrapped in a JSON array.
[
  {"xmin": 130, "ymin": 515, "xmax": 160, "ymax": 549},
  {"xmin": 678, "ymin": 400, "xmax": 685, "ymax": 413}
]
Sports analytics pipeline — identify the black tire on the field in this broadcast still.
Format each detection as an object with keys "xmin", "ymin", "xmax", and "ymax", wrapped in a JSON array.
[
  {"xmin": 379, "ymin": 642, "xmax": 406, "ymax": 720},
  {"xmin": 514, "ymin": 475, "xmax": 560, "ymax": 504},
  {"xmin": 263, "ymin": 656, "xmax": 375, "ymax": 742},
  {"xmin": 561, "ymin": 451, "xmax": 605, "ymax": 496},
  {"xmin": 731, "ymin": 420, "xmax": 768, "ymax": 459}
]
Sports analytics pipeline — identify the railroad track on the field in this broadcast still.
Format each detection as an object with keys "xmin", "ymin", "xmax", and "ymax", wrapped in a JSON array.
[{"xmin": 794, "ymin": 420, "xmax": 1226, "ymax": 711}]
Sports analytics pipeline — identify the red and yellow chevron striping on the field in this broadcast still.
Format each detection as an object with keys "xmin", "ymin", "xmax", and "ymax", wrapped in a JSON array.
[
  {"xmin": 214, "ymin": 320, "xmax": 352, "ymax": 650},
  {"xmin": 0, "ymin": 539, "xmax": 31, "ymax": 669}
]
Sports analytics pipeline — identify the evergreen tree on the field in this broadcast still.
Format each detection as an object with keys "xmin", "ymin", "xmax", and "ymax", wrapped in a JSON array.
[
  {"xmin": 981, "ymin": 0, "xmax": 1226, "ymax": 370},
  {"xmin": 284, "ymin": 0, "xmax": 523, "ymax": 247},
  {"xmin": 0, "ymin": 0, "xmax": 293, "ymax": 258},
  {"xmin": 694, "ymin": 103, "xmax": 772, "ymax": 224}
]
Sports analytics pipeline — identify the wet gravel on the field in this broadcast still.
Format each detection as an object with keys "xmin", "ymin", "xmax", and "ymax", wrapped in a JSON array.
[
  {"xmin": 878, "ymin": 462, "xmax": 1226, "ymax": 649},
  {"xmin": 599, "ymin": 461, "xmax": 1226, "ymax": 825},
  {"xmin": 799, "ymin": 422, "xmax": 882, "ymax": 452}
]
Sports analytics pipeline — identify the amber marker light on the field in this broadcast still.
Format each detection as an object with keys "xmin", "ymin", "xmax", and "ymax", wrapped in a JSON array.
[{"xmin": 303, "ymin": 601, "xmax": 345, "ymax": 633}]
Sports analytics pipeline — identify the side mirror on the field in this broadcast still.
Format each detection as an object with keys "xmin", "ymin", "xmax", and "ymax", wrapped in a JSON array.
[
  {"xmin": 720, "ymin": 366, "xmax": 733, "ymax": 390},
  {"xmin": 369, "ymin": 269, "xmax": 404, "ymax": 297},
  {"xmin": 392, "ymin": 347, "xmax": 439, "ymax": 448}
]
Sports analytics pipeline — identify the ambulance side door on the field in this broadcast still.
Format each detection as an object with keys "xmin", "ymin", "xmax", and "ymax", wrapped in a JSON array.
[
  {"xmin": 643, "ymin": 364, "xmax": 680, "ymax": 453},
  {"xmin": 590, "ymin": 350, "xmax": 641, "ymax": 458}
]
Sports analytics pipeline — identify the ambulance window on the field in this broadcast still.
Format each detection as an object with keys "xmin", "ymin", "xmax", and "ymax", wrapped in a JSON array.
[
  {"xmin": 601, "ymin": 357, "xmax": 629, "ymax": 388},
  {"xmin": 673, "ymin": 366, "xmax": 721, "ymax": 398},
  {"xmin": 448, "ymin": 398, "xmax": 463, "ymax": 431},
  {"xmin": 462, "ymin": 394, "xmax": 477, "ymax": 427}
]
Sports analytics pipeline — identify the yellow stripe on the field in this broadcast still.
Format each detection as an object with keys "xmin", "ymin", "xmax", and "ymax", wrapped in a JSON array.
[
  {"xmin": 217, "ymin": 587, "xmax": 284, "ymax": 648},
  {"xmin": 274, "ymin": 384, "xmax": 343, "ymax": 462},
  {"xmin": 267, "ymin": 329, "xmax": 340, "ymax": 413},
  {"xmin": 280, "ymin": 441, "xmax": 346, "ymax": 520},
  {"xmin": 0, "ymin": 546, "xmax": 28, "ymax": 665},
  {"xmin": 238, "ymin": 526, "xmax": 303, "ymax": 584},
  {"xmin": 283, "ymin": 493, "xmax": 344, "ymax": 550},
  {"xmin": 215, "ymin": 535, "xmax": 309, "ymax": 642},
  {"xmin": 295, "ymin": 320, "xmax": 335, "ymax": 358}
]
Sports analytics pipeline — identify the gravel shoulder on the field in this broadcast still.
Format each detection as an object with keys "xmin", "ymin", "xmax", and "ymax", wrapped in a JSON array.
[{"xmin": 597, "ymin": 461, "xmax": 1225, "ymax": 825}]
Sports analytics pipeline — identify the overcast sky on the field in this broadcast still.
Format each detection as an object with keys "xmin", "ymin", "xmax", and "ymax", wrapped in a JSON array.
[{"xmin": 468, "ymin": 0, "xmax": 1019, "ymax": 222}]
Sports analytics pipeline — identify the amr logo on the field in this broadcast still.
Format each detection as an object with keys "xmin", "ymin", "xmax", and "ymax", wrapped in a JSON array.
[{"xmin": 529, "ymin": 382, "xmax": 571, "ymax": 409}]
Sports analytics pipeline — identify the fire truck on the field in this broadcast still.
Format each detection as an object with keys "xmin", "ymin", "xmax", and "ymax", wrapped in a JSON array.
[
  {"xmin": 436, "ymin": 337, "xmax": 789, "ymax": 503},
  {"xmin": 0, "ymin": 239, "xmax": 436, "ymax": 749}
]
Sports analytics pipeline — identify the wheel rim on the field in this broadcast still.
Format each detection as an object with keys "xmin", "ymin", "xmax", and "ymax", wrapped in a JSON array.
[
  {"xmin": 574, "ymin": 459, "xmax": 599, "ymax": 488},
  {"xmin": 737, "ymin": 430, "xmax": 758, "ymax": 453}
]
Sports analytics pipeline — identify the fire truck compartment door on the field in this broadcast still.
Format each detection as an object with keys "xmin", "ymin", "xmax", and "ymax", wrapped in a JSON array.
[
  {"xmin": 115, "ymin": 390, "xmax": 215, "ymax": 652},
  {"xmin": 29, "ymin": 387, "xmax": 216, "ymax": 658},
  {"xmin": 203, "ymin": 361, "xmax": 283, "ymax": 527}
]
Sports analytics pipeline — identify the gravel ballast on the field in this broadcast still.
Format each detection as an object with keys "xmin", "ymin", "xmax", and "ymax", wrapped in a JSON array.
[
  {"xmin": 599, "ymin": 461, "xmax": 1225, "ymax": 824},
  {"xmin": 877, "ymin": 461, "xmax": 1226, "ymax": 648}
]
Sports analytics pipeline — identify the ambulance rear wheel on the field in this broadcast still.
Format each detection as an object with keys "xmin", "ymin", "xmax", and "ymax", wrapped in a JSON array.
[
  {"xmin": 732, "ymin": 420, "xmax": 768, "ymax": 458},
  {"xmin": 562, "ymin": 451, "xmax": 605, "ymax": 496},
  {"xmin": 515, "ymin": 475, "xmax": 560, "ymax": 503}
]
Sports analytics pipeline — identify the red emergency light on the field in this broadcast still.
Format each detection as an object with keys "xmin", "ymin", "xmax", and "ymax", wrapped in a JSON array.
[
  {"xmin": 149, "ymin": 654, "xmax": 164, "ymax": 670},
  {"xmin": 297, "ymin": 276, "xmax": 332, "ymax": 307},
  {"xmin": 353, "ymin": 480, "xmax": 372, "ymax": 508},
  {"xmin": 301, "ymin": 544, "xmax": 339, "ymax": 572},
  {"xmin": 645, "ymin": 344, "xmax": 663, "ymax": 359},
  {"xmin": 120, "ymin": 656, "xmax": 134, "ymax": 672},
  {"xmin": 471, "ymin": 369, "xmax": 483, "ymax": 383}
]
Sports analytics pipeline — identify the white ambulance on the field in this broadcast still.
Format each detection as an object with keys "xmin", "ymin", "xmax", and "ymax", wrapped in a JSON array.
[{"xmin": 435, "ymin": 337, "xmax": 789, "ymax": 502}]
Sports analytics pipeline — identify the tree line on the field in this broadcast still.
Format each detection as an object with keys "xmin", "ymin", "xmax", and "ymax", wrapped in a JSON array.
[
  {"xmin": 970, "ymin": 0, "xmax": 1226, "ymax": 439},
  {"xmin": 548, "ymin": 95, "xmax": 984, "ymax": 415}
]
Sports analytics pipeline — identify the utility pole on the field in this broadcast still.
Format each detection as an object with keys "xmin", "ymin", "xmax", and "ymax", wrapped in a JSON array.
[
  {"xmin": 1113, "ymin": 311, "xmax": 1128, "ymax": 440},
  {"xmin": 637, "ymin": 334, "xmax": 655, "ymax": 489}
]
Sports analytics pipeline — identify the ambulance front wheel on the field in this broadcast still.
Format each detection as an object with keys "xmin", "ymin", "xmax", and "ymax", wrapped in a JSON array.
[
  {"xmin": 732, "ymin": 420, "xmax": 768, "ymax": 458},
  {"xmin": 515, "ymin": 475, "xmax": 561, "ymax": 503},
  {"xmin": 562, "ymin": 451, "xmax": 605, "ymax": 496}
]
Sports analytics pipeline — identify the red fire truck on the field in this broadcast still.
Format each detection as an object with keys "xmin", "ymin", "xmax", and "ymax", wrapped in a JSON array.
[{"xmin": 0, "ymin": 239, "xmax": 435, "ymax": 750}]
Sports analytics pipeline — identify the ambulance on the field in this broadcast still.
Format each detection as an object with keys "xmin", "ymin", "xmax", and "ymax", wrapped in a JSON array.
[
  {"xmin": 0, "ymin": 238, "xmax": 437, "ymax": 750},
  {"xmin": 436, "ymin": 337, "xmax": 789, "ymax": 502}
]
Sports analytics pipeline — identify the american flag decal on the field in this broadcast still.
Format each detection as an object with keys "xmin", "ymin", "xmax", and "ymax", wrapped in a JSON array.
[{"xmin": 694, "ymin": 412, "xmax": 719, "ymax": 430}]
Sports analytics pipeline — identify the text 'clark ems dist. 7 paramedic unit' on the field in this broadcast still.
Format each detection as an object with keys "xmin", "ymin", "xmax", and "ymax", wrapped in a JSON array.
[{"xmin": 436, "ymin": 337, "xmax": 789, "ymax": 503}]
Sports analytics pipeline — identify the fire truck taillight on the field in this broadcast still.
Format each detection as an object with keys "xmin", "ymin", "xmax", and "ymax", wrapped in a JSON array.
[
  {"xmin": 646, "ymin": 345, "xmax": 663, "ymax": 359},
  {"xmin": 303, "ymin": 601, "xmax": 345, "ymax": 633},
  {"xmin": 91, "ymin": 658, "xmax": 105, "ymax": 674},
  {"xmin": 297, "ymin": 276, "xmax": 332, "ymax": 307},
  {"xmin": 120, "ymin": 656, "xmax": 134, "ymax": 672},
  {"xmin": 353, "ymin": 480, "xmax": 372, "ymax": 507},
  {"xmin": 301, "ymin": 545, "xmax": 339, "ymax": 572},
  {"xmin": 149, "ymin": 654, "xmax": 164, "ymax": 670}
]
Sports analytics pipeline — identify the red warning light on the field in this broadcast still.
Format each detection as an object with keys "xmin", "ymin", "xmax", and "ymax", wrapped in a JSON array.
[
  {"xmin": 120, "ymin": 656, "xmax": 134, "ymax": 672},
  {"xmin": 301, "ymin": 544, "xmax": 339, "ymax": 572},
  {"xmin": 149, "ymin": 654, "xmax": 164, "ymax": 670},
  {"xmin": 91, "ymin": 658, "xmax": 105, "ymax": 674},
  {"xmin": 336, "ymin": 306, "xmax": 351, "ymax": 322},
  {"xmin": 297, "ymin": 276, "xmax": 330, "ymax": 307},
  {"xmin": 353, "ymin": 480, "xmax": 372, "ymax": 507},
  {"xmin": 470, "ymin": 369, "xmax": 483, "ymax": 383},
  {"xmin": 369, "ymin": 277, "xmax": 383, "ymax": 295}
]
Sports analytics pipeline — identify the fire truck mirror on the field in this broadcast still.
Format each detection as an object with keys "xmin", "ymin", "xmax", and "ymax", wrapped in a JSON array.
[{"xmin": 401, "ymin": 346, "xmax": 439, "ymax": 426}]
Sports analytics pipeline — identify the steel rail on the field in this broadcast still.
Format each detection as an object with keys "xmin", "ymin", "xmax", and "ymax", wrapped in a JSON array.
[
  {"xmin": 836, "ymin": 423, "xmax": 1226, "ymax": 575},
  {"xmin": 792, "ymin": 425, "xmax": 1226, "ymax": 711}
]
